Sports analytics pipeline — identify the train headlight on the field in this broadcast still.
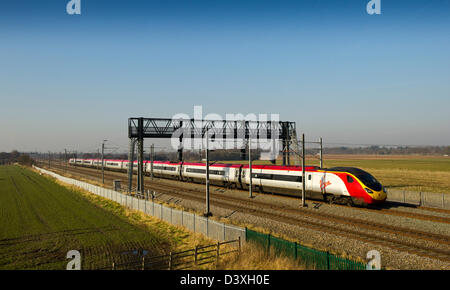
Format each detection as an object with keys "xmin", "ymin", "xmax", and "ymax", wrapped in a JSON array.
[{"xmin": 364, "ymin": 188, "xmax": 373, "ymax": 194}]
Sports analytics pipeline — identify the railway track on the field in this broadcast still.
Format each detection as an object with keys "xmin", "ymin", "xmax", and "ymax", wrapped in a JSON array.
[
  {"xmin": 46, "ymin": 162, "xmax": 450, "ymax": 224},
  {"xmin": 41, "ymin": 163, "xmax": 450, "ymax": 263}
]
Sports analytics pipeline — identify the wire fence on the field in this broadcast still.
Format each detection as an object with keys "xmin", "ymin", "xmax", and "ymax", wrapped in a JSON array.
[
  {"xmin": 98, "ymin": 239, "xmax": 241, "ymax": 270},
  {"xmin": 386, "ymin": 189, "xmax": 449, "ymax": 209},
  {"xmin": 245, "ymin": 229, "xmax": 367, "ymax": 270}
]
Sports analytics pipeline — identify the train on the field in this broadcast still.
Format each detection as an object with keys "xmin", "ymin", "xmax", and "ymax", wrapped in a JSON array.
[{"xmin": 68, "ymin": 158, "xmax": 387, "ymax": 205}]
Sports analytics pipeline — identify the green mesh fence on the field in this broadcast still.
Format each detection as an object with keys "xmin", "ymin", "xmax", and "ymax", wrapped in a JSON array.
[{"xmin": 246, "ymin": 229, "xmax": 366, "ymax": 270}]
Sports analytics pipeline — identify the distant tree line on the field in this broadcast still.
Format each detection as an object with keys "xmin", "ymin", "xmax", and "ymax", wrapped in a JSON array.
[
  {"xmin": 23, "ymin": 145, "xmax": 450, "ymax": 166},
  {"xmin": 319, "ymin": 146, "xmax": 450, "ymax": 155},
  {"xmin": 0, "ymin": 150, "xmax": 34, "ymax": 166},
  {"xmin": 76, "ymin": 149, "xmax": 263, "ymax": 162},
  {"xmin": 69, "ymin": 146, "xmax": 450, "ymax": 162}
]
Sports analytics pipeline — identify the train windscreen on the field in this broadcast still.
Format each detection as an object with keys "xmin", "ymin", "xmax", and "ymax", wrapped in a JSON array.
[{"xmin": 328, "ymin": 167, "xmax": 382, "ymax": 191}]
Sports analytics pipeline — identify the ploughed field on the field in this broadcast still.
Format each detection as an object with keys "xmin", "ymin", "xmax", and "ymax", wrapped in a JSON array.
[
  {"xmin": 0, "ymin": 165, "xmax": 170, "ymax": 269},
  {"xmin": 222, "ymin": 155, "xmax": 450, "ymax": 194}
]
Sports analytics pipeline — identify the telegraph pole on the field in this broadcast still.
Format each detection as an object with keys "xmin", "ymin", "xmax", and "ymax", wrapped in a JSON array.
[
  {"xmin": 97, "ymin": 148, "xmax": 100, "ymax": 170},
  {"xmin": 320, "ymin": 137, "xmax": 323, "ymax": 169},
  {"xmin": 150, "ymin": 144, "xmax": 154, "ymax": 181},
  {"xmin": 301, "ymin": 134, "xmax": 306, "ymax": 207},
  {"xmin": 101, "ymin": 140, "xmax": 107, "ymax": 184},
  {"xmin": 249, "ymin": 136, "xmax": 253, "ymax": 198},
  {"xmin": 204, "ymin": 134, "xmax": 211, "ymax": 217},
  {"xmin": 64, "ymin": 149, "xmax": 67, "ymax": 173}
]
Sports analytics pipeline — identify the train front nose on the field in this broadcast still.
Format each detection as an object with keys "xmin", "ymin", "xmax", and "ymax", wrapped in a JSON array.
[{"xmin": 370, "ymin": 187, "xmax": 387, "ymax": 203}]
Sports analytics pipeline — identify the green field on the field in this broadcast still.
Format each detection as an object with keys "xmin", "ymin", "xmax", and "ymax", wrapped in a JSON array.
[{"xmin": 0, "ymin": 165, "xmax": 173, "ymax": 270}]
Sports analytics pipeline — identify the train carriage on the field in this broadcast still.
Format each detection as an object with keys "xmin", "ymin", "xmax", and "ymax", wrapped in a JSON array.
[
  {"xmin": 104, "ymin": 160, "xmax": 123, "ymax": 170},
  {"xmin": 324, "ymin": 167, "xmax": 387, "ymax": 205},
  {"xmin": 182, "ymin": 163, "xmax": 240, "ymax": 187},
  {"xmin": 241, "ymin": 165, "xmax": 320, "ymax": 196},
  {"xmin": 83, "ymin": 159, "xmax": 94, "ymax": 166},
  {"xmin": 92, "ymin": 159, "xmax": 102, "ymax": 167},
  {"xmin": 122, "ymin": 160, "xmax": 141, "ymax": 172},
  {"xmin": 149, "ymin": 161, "xmax": 181, "ymax": 179}
]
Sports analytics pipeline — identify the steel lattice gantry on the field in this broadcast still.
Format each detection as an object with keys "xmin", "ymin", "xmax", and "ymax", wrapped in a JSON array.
[{"xmin": 127, "ymin": 117, "xmax": 300, "ymax": 193}]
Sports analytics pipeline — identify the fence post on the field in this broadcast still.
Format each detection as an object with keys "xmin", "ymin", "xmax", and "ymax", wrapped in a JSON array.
[
  {"xmin": 142, "ymin": 256, "xmax": 145, "ymax": 270},
  {"xmin": 216, "ymin": 241, "xmax": 220, "ymax": 263},
  {"xmin": 326, "ymin": 251, "xmax": 330, "ymax": 270},
  {"xmin": 169, "ymin": 252, "xmax": 173, "ymax": 270},
  {"xmin": 112, "ymin": 262, "xmax": 115, "ymax": 270},
  {"xmin": 238, "ymin": 236, "xmax": 241, "ymax": 253},
  {"xmin": 420, "ymin": 192, "xmax": 423, "ymax": 206},
  {"xmin": 194, "ymin": 246, "xmax": 198, "ymax": 266},
  {"xmin": 223, "ymin": 223, "xmax": 226, "ymax": 241},
  {"xmin": 294, "ymin": 242, "xmax": 297, "ymax": 260}
]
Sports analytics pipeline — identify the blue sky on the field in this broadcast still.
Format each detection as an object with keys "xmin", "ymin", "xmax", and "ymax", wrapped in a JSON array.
[{"xmin": 0, "ymin": 0, "xmax": 449, "ymax": 152}]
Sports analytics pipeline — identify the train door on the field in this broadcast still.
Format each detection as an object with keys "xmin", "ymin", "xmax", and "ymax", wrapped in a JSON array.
[
  {"xmin": 179, "ymin": 162, "xmax": 183, "ymax": 180},
  {"xmin": 237, "ymin": 165, "xmax": 243, "ymax": 189},
  {"xmin": 306, "ymin": 173, "xmax": 313, "ymax": 191},
  {"xmin": 319, "ymin": 171, "xmax": 328, "ymax": 194}
]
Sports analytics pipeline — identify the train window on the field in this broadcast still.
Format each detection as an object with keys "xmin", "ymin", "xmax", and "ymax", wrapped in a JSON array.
[
  {"xmin": 273, "ymin": 175, "xmax": 301, "ymax": 182},
  {"xmin": 347, "ymin": 175, "xmax": 354, "ymax": 183},
  {"xmin": 211, "ymin": 170, "xmax": 225, "ymax": 176},
  {"xmin": 186, "ymin": 168, "xmax": 205, "ymax": 174},
  {"xmin": 252, "ymin": 173, "xmax": 272, "ymax": 180},
  {"xmin": 186, "ymin": 168, "xmax": 224, "ymax": 175},
  {"xmin": 308, "ymin": 175, "xmax": 312, "ymax": 180}
]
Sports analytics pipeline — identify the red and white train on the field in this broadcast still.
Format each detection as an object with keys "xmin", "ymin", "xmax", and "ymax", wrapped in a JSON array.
[{"xmin": 69, "ymin": 158, "xmax": 387, "ymax": 205}]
